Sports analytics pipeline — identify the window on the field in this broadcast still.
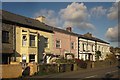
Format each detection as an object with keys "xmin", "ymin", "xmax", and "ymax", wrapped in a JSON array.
[
  {"xmin": 92, "ymin": 45, "xmax": 94, "ymax": 52},
  {"xmin": 71, "ymin": 42, "xmax": 74, "ymax": 49},
  {"xmin": 45, "ymin": 38, "xmax": 48, "ymax": 48},
  {"xmin": 29, "ymin": 54, "xmax": 35, "ymax": 62},
  {"xmin": 83, "ymin": 43, "xmax": 85, "ymax": 51},
  {"xmin": 22, "ymin": 35, "xmax": 27, "ymax": 46},
  {"xmin": 98, "ymin": 46, "xmax": 100, "ymax": 51},
  {"xmin": 22, "ymin": 54, "xmax": 26, "ymax": 62},
  {"xmin": 22, "ymin": 30, "xmax": 27, "ymax": 32},
  {"xmin": 2, "ymin": 31, "xmax": 9, "ymax": 43},
  {"xmin": 29, "ymin": 35, "xmax": 35, "ymax": 47},
  {"xmin": 56, "ymin": 40, "xmax": 61, "ymax": 48},
  {"xmin": 102, "ymin": 47, "xmax": 103, "ymax": 52}
]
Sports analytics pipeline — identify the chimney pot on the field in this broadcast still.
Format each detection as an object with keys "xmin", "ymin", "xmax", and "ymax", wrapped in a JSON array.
[
  {"xmin": 35, "ymin": 16, "xmax": 45, "ymax": 23},
  {"xmin": 66, "ymin": 27, "xmax": 72, "ymax": 32}
]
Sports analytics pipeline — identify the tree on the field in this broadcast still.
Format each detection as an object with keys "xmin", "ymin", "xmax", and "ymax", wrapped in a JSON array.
[{"xmin": 95, "ymin": 51, "xmax": 101, "ymax": 60}]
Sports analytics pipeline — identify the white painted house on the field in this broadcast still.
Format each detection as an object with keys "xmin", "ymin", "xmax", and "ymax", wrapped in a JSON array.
[{"xmin": 78, "ymin": 32, "xmax": 110, "ymax": 61}]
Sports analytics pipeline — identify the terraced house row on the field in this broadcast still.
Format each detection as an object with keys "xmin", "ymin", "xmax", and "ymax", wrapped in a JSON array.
[{"xmin": 1, "ymin": 10, "xmax": 110, "ymax": 64}]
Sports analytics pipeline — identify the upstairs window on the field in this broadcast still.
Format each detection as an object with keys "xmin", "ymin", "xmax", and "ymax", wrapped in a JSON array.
[
  {"xmin": 71, "ymin": 42, "xmax": 74, "ymax": 49},
  {"xmin": 56, "ymin": 40, "xmax": 61, "ymax": 48},
  {"xmin": 44, "ymin": 37, "xmax": 48, "ymax": 48},
  {"xmin": 2, "ymin": 31, "xmax": 9, "ymax": 43},
  {"xmin": 29, "ymin": 35, "xmax": 35, "ymax": 47},
  {"xmin": 83, "ymin": 43, "xmax": 85, "ymax": 51},
  {"xmin": 92, "ymin": 45, "xmax": 94, "ymax": 52},
  {"xmin": 22, "ymin": 35, "xmax": 27, "ymax": 46}
]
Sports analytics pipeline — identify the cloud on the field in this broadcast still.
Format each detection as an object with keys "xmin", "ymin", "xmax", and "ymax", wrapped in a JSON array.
[
  {"xmin": 63, "ymin": 21, "xmax": 95, "ymax": 31},
  {"xmin": 60, "ymin": 2, "xmax": 88, "ymax": 22},
  {"xmin": 105, "ymin": 25, "xmax": 118, "ymax": 42},
  {"xmin": 90, "ymin": 6, "xmax": 107, "ymax": 17},
  {"xmin": 34, "ymin": 9, "xmax": 60, "ymax": 27},
  {"xmin": 34, "ymin": 2, "xmax": 95, "ymax": 31},
  {"xmin": 107, "ymin": 2, "xmax": 118, "ymax": 20},
  {"xmin": 59, "ymin": 2, "xmax": 95, "ymax": 31}
]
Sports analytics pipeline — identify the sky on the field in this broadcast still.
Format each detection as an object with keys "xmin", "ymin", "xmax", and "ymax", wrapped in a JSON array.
[{"xmin": 2, "ymin": 2, "xmax": 118, "ymax": 47}]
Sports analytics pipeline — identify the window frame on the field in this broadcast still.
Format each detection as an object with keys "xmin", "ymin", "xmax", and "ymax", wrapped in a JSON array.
[
  {"xmin": 56, "ymin": 39, "xmax": 61, "ymax": 49},
  {"xmin": 2, "ymin": 31, "xmax": 9, "ymax": 43},
  {"xmin": 44, "ymin": 37, "xmax": 49, "ymax": 48},
  {"xmin": 71, "ymin": 42, "xmax": 74, "ymax": 49},
  {"xmin": 29, "ymin": 54, "xmax": 35, "ymax": 62},
  {"xmin": 22, "ymin": 34, "xmax": 27, "ymax": 47},
  {"xmin": 29, "ymin": 34, "xmax": 36, "ymax": 47}
]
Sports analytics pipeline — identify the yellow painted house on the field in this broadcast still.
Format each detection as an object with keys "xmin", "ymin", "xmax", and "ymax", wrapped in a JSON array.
[{"xmin": 16, "ymin": 27, "xmax": 53, "ymax": 63}]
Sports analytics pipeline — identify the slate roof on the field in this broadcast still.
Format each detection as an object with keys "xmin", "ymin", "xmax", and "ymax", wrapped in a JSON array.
[
  {"xmin": 46, "ymin": 24, "xmax": 109, "ymax": 44},
  {"xmin": 1, "ymin": 10, "xmax": 53, "ymax": 32},
  {"xmin": 1, "ymin": 10, "xmax": 109, "ymax": 44}
]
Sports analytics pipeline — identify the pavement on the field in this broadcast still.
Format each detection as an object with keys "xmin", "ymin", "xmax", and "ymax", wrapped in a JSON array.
[{"xmin": 24, "ymin": 65, "xmax": 120, "ymax": 79}]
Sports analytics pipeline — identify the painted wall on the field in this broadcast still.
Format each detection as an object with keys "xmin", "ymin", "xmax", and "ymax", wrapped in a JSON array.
[
  {"xmin": 78, "ymin": 38, "xmax": 95, "ymax": 61},
  {"xmin": 78, "ymin": 37, "xmax": 110, "ymax": 61},
  {"xmin": 16, "ymin": 27, "xmax": 38, "ymax": 63},
  {"xmin": 53, "ymin": 31, "xmax": 78, "ymax": 58},
  {"xmin": 15, "ymin": 26, "xmax": 53, "ymax": 63},
  {"xmin": 96, "ymin": 42, "xmax": 110, "ymax": 60}
]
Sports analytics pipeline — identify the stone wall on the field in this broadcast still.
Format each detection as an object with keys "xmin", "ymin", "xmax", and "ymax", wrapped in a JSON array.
[
  {"xmin": 1, "ymin": 64, "xmax": 22, "ymax": 78},
  {"xmin": 2, "ymin": 23, "xmax": 14, "ymax": 53}
]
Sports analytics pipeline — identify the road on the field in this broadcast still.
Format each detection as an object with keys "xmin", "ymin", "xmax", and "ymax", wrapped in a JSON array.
[{"xmin": 25, "ymin": 65, "xmax": 120, "ymax": 79}]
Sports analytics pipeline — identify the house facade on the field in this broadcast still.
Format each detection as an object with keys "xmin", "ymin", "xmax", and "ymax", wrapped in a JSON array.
[
  {"xmin": 78, "ymin": 32, "xmax": 110, "ymax": 61},
  {"xmin": 2, "ymin": 10, "xmax": 53, "ymax": 64},
  {"xmin": 1, "ymin": 10, "xmax": 111, "ymax": 64},
  {"xmin": 2, "ymin": 22, "xmax": 15, "ymax": 64},
  {"xmin": 96, "ymin": 41, "xmax": 110, "ymax": 60},
  {"xmin": 52, "ymin": 27, "xmax": 78, "ymax": 59},
  {"xmin": 78, "ymin": 37, "xmax": 96, "ymax": 61}
]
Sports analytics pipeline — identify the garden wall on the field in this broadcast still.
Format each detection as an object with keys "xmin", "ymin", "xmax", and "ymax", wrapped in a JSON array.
[{"xmin": 1, "ymin": 64, "xmax": 22, "ymax": 78}]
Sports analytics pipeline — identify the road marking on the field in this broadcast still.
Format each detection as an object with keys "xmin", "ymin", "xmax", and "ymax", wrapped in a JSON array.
[
  {"xmin": 111, "ymin": 70, "xmax": 118, "ymax": 73},
  {"xmin": 85, "ymin": 75, "xmax": 97, "ymax": 78},
  {"xmin": 106, "ymin": 72, "xmax": 111, "ymax": 74},
  {"xmin": 106, "ymin": 70, "xmax": 118, "ymax": 74}
]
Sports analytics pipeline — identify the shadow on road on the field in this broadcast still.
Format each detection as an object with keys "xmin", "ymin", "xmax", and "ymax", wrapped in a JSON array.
[{"xmin": 104, "ymin": 73, "xmax": 114, "ymax": 78}]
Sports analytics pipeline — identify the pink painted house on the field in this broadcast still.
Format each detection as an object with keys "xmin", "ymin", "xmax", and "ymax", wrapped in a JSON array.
[{"xmin": 52, "ymin": 27, "xmax": 78, "ymax": 59}]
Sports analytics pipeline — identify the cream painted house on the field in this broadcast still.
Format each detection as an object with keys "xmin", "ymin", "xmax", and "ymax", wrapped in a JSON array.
[{"xmin": 96, "ymin": 42, "xmax": 110, "ymax": 60}]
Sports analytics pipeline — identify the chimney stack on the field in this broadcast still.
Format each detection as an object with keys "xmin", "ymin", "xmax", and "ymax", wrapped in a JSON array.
[
  {"xmin": 84, "ymin": 32, "xmax": 92, "ymax": 37},
  {"xmin": 35, "ymin": 16, "xmax": 45, "ymax": 23},
  {"xmin": 66, "ymin": 27, "xmax": 72, "ymax": 32}
]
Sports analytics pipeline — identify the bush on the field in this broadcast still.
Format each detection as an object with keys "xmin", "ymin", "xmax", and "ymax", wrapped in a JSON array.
[
  {"xmin": 75, "ymin": 59, "xmax": 87, "ymax": 69},
  {"xmin": 105, "ymin": 54, "xmax": 117, "ymax": 64},
  {"xmin": 38, "ymin": 64, "xmax": 58, "ymax": 74},
  {"xmin": 55, "ymin": 59, "xmax": 75, "ymax": 64}
]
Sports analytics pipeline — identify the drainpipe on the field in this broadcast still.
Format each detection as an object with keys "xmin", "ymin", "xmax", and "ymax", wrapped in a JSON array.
[
  {"xmin": 78, "ymin": 37, "xmax": 79, "ymax": 59},
  {"xmin": 13, "ymin": 25, "xmax": 16, "ymax": 62}
]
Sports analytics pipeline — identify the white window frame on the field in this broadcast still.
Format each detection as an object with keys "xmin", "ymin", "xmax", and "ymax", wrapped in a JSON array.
[{"xmin": 22, "ymin": 34, "xmax": 27, "ymax": 46}]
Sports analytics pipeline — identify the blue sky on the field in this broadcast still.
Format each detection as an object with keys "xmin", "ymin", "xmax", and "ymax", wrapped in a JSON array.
[{"xmin": 2, "ymin": 2, "xmax": 118, "ymax": 47}]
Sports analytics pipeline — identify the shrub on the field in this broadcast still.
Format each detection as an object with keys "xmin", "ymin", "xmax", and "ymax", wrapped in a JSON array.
[
  {"xmin": 74, "ymin": 59, "xmax": 87, "ymax": 69},
  {"xmin": 55, "ymin": 59, "xmax": 75, "ymax": 64}
]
